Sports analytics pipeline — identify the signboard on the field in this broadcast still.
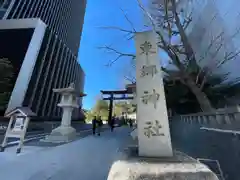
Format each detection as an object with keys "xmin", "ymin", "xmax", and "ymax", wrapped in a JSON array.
[
  {"xmin": 0, "ymin": 108, "xmax": 33, "ymax": 153},
  {"xmin": 13, "ymin": 117, "xmax": 24, "ymax": 131}
]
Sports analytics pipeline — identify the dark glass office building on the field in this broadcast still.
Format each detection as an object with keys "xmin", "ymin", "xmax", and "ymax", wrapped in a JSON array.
[{"xmin": 0, "ymin": 0, "xmax": 86, "ymax": 118}]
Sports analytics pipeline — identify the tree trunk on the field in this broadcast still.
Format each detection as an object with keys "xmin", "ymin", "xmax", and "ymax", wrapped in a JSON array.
[{"xmin": 186, "ymin": 78, "xmax": 215, "ymax": 112}]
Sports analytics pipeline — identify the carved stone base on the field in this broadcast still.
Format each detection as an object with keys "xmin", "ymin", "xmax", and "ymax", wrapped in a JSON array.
[
  {"xmin": 107, "ymin": 148, "xmax": 219, "ymax": 180},
  {"xmin": 42, "ymin": 126, "xmax": 76, "ymax": 143}
]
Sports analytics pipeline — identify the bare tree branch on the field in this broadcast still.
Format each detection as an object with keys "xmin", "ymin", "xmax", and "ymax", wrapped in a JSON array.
[
  {"xmin": 99, "ymin": 1, "xmax": 240, "ymax": 111},
  {"xmin": 119, "ymin": 7, "xmax": 137, "ymax": 32},
  {"xmin": 99, "ymin": 26, "xmax": 135, "ymax": 34},
  {"xmin": 99, "ymin": 6, "xmax": 137, "ymax": 42},
  {"xmin": 136, "ymin": 0, "xmax": 158, "ymax": 32},
  {"xmin": 170, "ymin": 0, "xmax": 195, "ymax": 62},
  {"xmin": 217, "ymin": 49, "xmax": 240, "ymax": 68},
  {"xmin": 199, "ymin": 31, "xmax": 224, "ymax": 63},
  {"xmin": 98, "ymin": 45, "xmax": 135, "ymax": 57},
  {"xmin": 164, "ymin": 0, "xmax": 172, "ymax": 43},
  {"xmin": 124, "ymin": 75, "xmax": 136, "ymax": 83},
  {"xmin": 200, "ymin": 75, "xmax": 207, "ymax": 90},
  {"xmin": 171, "ymin": 45, "xmax": 186, "ymax": 55},
  {"xmin": 98, "ymin": 45, "xmax": 135, "ymax": 66}
]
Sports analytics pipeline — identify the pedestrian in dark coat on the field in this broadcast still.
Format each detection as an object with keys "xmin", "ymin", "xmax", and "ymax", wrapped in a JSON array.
[
  {"xmin": 97, "ymin": 116, "xmax": 103, "ymax": 136},
  {"xmin": 129, "ymin": 119, "xmax": 133, "ymax": 128},
  {"xmin": 110, "ymin": 115, "xmax": 115, "ymax": 132},
  {"xmin": 92, "ymin": 116, "xmax": 97, "ymax": 135}
]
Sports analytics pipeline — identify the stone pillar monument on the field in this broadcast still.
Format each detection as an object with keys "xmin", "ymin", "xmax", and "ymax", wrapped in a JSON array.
[
  {"xmin": 135, "ymin": 31, "xmax": 173, "ymax": 157},
  {"xmin": 107, "ymin": 31, "xmax": 219, "ymax": 180},
  {"xmin": 44, "ymin": 83, "xmax": 86, "ymax": 143}
]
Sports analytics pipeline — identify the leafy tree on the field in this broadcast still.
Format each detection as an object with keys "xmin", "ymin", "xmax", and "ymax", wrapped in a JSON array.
[
  {"xmin": 83, "ymin": 109, "xmax": 95, "ymax": 123},
  {"xmin": 84, "ymin": 99, "xmax": 136, "ymax": 122},
  {"xmin": 0, "ymin": 58, "xmax": 14, "ymax": 113},
  {"xmin": 114, "ymin": 101, "xmax": 136, "ymax": 116},
  {"xmin": 113, "ymin": 102, "xmax": 123, "ymax": 117},
  {"xmin": 84, "ymin": 100, "xmax": 109, "ymax": 122},
  {"xmin": 92, "ymin": 99, "xmax": 109, "ymax": 120}
]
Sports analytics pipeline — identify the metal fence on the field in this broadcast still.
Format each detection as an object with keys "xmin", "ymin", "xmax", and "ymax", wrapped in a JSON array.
[{"xmin": 170, "ymin": 116, "xmax": 240, "ymax": 180}]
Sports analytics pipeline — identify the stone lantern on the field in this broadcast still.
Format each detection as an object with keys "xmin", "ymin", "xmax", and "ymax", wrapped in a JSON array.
[{"xmin": 44, "ymin": 83, "xmax": 86, "ymax": 143}]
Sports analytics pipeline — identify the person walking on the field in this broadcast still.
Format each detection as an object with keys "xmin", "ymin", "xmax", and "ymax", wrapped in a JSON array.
[
  {"xmin": 129, "ymin": 118, "xmax": 133, "ymax": 128},
  {"xmin": 92, "ymin": 116, "xmax": 97, "ymax": 135},
  {"xmin": 110, "ymin": 115, "xmax": 115, "ymax": 132},
  {"xmin": 97, "ymin": 116, "xmax": 103, "ymax": 136}
]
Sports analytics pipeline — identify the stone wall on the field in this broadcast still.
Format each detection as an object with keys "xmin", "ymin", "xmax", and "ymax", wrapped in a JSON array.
[{"xmin": 171, "ymin": 113, "xmax": 240, "ymax": 180}]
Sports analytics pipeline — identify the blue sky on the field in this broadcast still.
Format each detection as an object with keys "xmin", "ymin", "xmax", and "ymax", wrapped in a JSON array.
[{"xmin": 78, "ymin": 0, "xmax": 145, "ymax": 110}]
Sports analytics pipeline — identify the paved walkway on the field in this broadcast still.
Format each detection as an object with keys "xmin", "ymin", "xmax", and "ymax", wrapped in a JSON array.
[{"xmin": 0, "ymin": 127, "xmax": 131, "ymax": 180}]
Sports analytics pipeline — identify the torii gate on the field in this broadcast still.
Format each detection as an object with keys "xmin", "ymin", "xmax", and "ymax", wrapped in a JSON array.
[{"xmin": 100, "ymin": 84, "xmax": 136, "ymax": 122}]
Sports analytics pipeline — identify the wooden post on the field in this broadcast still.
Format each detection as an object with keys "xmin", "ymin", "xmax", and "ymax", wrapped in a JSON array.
[
  {"xmin": 234, "ymin": 113, "xmax": 240, "ymax": 121},
  {"xmin": 216, "ymin": 114, "xmax": 222, "ymax": 124},
  {"xmin": 108, "ymin": 93, "xmax": 114, "ymax": 123},
  {"xmin": 198, "ymin": 116, "xmax": 202, "ymax": 124},
  {"xmin": 209, "ymin": 115, "xmax": 216, "ymax": 124},
  {"xmin": 224, "ymin": 114, "xmax": 231, "ymax": 124},
  {"xmin": 16, "ymin": 117, "xmax": 29, "ymax": 154},
  {"xmin": 203, "ymin": 115, "xmax": 208, "ymax": 124},
  {"xmin": 0, "ymin": 116, "xmax": 14, "ymax": 152}
]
